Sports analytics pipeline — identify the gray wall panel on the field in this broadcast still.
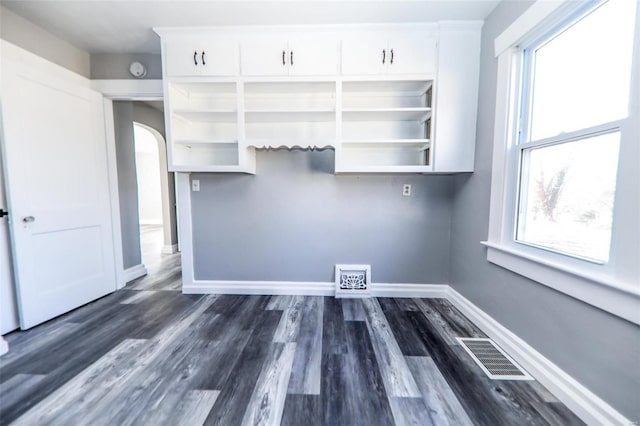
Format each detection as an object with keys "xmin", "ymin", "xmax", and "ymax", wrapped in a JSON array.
[
  {"xmin": 90, "ymin": 53, "xmax": 162, "ymax": 80},
  {"xmin": 192, "ymin": 150, "xmax": 453, "ymax": 283},
  {"xmin": 449, "ymin": 1, "xmax": 640, "ymax": 421},
  {"xmin": 113, "ymin": 101, "xmax": 141, "ymax": 270}
]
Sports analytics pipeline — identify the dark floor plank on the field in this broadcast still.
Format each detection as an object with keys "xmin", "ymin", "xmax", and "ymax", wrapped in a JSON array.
[
  {"xmin": 406, "ymin": 356, "xmax": 473, "ymax": 425},
  {"xmin": 361, "ymin": 298, "xmax": 421, "ymax": 397},
  {"xmin": 393, "ymin": 298, "xmax": 421, "ymax": 312},
  {"xmin": 422, "ymin": 299, "xmax": 486, "ymax": 338},
  {"xmin": 378, "ymin": 298, "xmax": 430, "ymax": 356},
  {"xmin": 340, "ymin": 321, "xmax": 396, "ymax": 426},
  {"xmin": 242, "ymin": 342, "xmax": 297, "ymax": 425},
  {"xmin": 288, "ymin": 296, "xmax": 323, "ymax": 395},
  {"xmin": 388, "ymin": 397, "xmax": 434, "ymax": 426},
  {"xmin": 273, "ymin": 296, "xmax": 305, "ymax": 343},
  {"xmin": 204, "ymin": 310, "xmax": 282, "ymax": 425},
  {"xmin": 341, "ymin": 298, "xmax": 366, "ymax": 321},
  {"xmin": 281, "ymin": 395, "xmax": 323, "ymax": 426},
  {"xmin": 322, "ymin": 296, "xmax": 347, "ymax": 355}
]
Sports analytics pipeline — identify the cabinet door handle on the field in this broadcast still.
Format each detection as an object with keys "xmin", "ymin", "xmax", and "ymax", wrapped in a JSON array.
[
  {"xmin": 194, "ymin": 51, "xmax": 198, "ymax": 66},
  {"xmin": 390, "ymin": 49, "xmax": 394, "ymax": 64},
  {"xmin": 23, "ymin": 216, "xmax": 35, "ymax": 223},
  {"xmin": 282, "ymin": 50, "xmax": 286, "ymax": 66},
  {"xmin": 290, "ymin": 50, "xmax": 294, "ymax": 66},
  {"xmin": 201, "ymin": 51, "xmax": 206, "ymax": 65},
  {"xmin": 382, "ymin": 49, "xmax": 386, "ymax": 64}
]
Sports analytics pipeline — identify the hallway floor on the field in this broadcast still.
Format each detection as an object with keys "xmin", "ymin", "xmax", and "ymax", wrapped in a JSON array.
[{"xmin": 0, "ymin": 254, "xmax": 583, "ymax": 425}]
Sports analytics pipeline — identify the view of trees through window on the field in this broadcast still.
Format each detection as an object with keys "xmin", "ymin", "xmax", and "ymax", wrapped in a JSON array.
[{"xmin": 515, "ymin": 0, "xmax": 635, "ymax": 262}]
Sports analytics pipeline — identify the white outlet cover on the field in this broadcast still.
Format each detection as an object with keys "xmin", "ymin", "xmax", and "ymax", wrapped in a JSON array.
[
  {"xmin": 192, "ymin": 180, "xmax": 200, "ymax": 192},
  {"xmin": 403, "ymin": 184, "xmax": 411, "ymax": 196}
]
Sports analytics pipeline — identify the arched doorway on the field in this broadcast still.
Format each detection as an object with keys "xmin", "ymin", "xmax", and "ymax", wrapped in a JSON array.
[{"xmin": 133, "ymin": 122, "xmax": 175, "ymax": 266}]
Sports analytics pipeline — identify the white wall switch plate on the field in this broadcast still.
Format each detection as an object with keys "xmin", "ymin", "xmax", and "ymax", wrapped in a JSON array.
[
  {"xmin": 403, "ymin": 184, "xmax": 411, "ymax": 196},
  {"xmin": 192, "ymin": 179, "xmax": 200, "ymax": 192}
]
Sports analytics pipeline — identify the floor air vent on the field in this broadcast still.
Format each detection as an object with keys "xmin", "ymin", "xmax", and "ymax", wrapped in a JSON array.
[
  {"xmin": 335, "ymin": 264, "xmax": 371, "ymax": 298},
  {"xmin": 457, "ymin": 338, "xmax": 533, "ymax": 381}
]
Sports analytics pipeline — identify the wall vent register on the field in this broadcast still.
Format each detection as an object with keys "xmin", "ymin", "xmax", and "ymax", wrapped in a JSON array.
[
  {"xmin": 457, "ymin": 338, "xmax": 533, "ymax": 381},
  {"xmin": 335, "ymin": 264, "xmax": 371, "ymax": 298}
]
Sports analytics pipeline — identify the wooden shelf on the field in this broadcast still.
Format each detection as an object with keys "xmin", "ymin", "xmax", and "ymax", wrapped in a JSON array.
[
  {"xmin": 246, "ymin": 139, "xmax": 336, "ymax": 149},
  {"xmin": 174, "ymin": 139, "xmax": 238, "ymax": 146},
  {"xmin": 342, "ymin": 139, "xmax": 430, "ymax": 148},
  {"xmin": 245, "ymin": 110, "xmax": 335, "ymax": 123},
  {"xmin": 342, "ymin": 108, "xmax": 431, "ymax": 122},
  {"xmin": 335, "ymin": 165, "xmax": 432, "ymax": 174},
  {"xmin": 172, "ymin": 109, "xmax": 237, "ymax": 122}
]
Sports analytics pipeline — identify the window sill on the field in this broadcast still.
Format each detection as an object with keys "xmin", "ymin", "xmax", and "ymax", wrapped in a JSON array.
[{"xmin": 481, "ymin": 241, "xmax": 640, "ymax": 325}]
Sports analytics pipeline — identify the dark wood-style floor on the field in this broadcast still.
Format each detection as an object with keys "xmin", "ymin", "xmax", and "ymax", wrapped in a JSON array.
[{"xmin": 0, "ymin": 253, "xmax": 583, "ymax": 425}]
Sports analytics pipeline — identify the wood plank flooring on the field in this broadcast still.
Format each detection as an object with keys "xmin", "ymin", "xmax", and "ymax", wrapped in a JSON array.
[{"xmin": 0, "ymin": 254, "xmax": 584, "ymax": 425}]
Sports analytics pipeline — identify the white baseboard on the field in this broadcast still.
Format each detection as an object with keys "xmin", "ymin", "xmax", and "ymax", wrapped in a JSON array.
[
  {"xmin": 123, "ymin": 264, "xmax": 147, "ymax": 285},
  {"xmin": 161, "ymin": 244, "xmax": 178, "ymax": 255},
  {"xmin": 446, "ymin": 287, "xmax": 631, "ymax": 426},
  {"xmin": 183, "ymin": 280, "xmax": 335, "ymax": 296},
  {"xmin": 0, "ymin": 336, "xmax": 8, "ymax": 356},
  {"xmin": 372, "ymin": 283, "xmax": 449, "ymax": 298},
  {"xmin": 0, "ymin": 336, "xmax": 9, "ymax": 356}
]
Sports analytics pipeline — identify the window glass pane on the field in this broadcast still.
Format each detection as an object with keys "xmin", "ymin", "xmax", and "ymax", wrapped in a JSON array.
[
  {"xmin": 528, "ymin": 0, "xmax": 636, "ymax": 141},
  {"xmin": 517, "ymin": 132, "xmax": 620, "ymax": 262}
]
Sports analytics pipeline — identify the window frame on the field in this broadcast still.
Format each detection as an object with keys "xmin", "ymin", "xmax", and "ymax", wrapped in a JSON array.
[{"xmin": 484, "ymin": 0, "xmax": 640, "ymax": 325}]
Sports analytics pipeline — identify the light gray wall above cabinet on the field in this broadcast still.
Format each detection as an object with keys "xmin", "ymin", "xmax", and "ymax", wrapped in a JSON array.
[
  {"xmin": 191, "ymin": 149, "xmax": 453, "ymax": 283},
  {"xmin": 90, "ymin": 53, "xmax": 162, "ymax": 80},
  {"xmin": 0, "ymin": 6, "xmax": 90, "ymax": 77}
]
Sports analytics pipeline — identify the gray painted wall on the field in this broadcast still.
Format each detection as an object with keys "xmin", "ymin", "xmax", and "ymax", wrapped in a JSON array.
[
  {"xmin": 192, "ymin": 150, "xmax": 453, "ymax": 283},
  {"xmin": 113, "ymin": 102, "xmax": 142, "ymax": 270},
  {"xmin": 91, "ymin": 53, "xmax": 162, "ymax": 80},
  {"xmin": 448, "ymin": 1, "xmax": 640, "ymax": 421},
  {"xmin": 0, "ymin": 6, "xmax": 90, "ymax": 77}
]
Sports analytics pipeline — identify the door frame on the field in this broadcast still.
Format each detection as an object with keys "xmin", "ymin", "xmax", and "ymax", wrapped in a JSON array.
[{"xmin": 91, "ymin": 79, "xmax": 164, "ymax": 289}]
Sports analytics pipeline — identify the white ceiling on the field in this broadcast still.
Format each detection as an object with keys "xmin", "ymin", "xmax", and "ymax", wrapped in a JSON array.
[{"xmin": 0, "ymin": 0, "xmax": 500, "ymax": 54}]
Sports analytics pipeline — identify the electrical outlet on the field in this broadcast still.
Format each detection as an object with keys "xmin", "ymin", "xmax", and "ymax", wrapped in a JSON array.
[
  {"xmin": 403, "ymin": 184, "xmax": 411, "ymax": 196},
  {"xmin": 192, "ymin": 179, "xmax": 200, "ymax": 192}
]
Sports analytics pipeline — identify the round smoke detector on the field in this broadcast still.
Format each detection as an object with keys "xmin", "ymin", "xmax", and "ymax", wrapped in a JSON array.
[{"xmin": 129, "ymin": 61, "xmax": 147, "ymax": 78}]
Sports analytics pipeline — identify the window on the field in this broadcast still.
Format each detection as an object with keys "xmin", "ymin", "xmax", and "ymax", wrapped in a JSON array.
[
  {"xmin": 486, "ymin": 0, "xmax": 639, "ymax": 324},
  {"xmin": 515, "ymin": 0, "xmax": 635, "ymax": 263}
]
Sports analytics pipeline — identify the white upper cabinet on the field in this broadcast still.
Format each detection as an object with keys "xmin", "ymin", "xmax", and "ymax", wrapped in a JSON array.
[
  {"xmin": 156, "ymin": 24, "xmax": 481, "ymax": 174},
  {"xmin": 342, "ymin": 30, "xmax": 437, "ymax": 75},
  {"xmin": 241, "ymin": 36, "xmax": 338, "ymax": 76},
  {"xmin": 164, "ymin": 38, "xmax": 239, "ymax": 77}
]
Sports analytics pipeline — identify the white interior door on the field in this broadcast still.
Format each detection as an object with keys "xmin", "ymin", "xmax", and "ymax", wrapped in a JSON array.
[
  {"xmin": 0, "ymin": 154, "xmax": 18, "ymax": 335},
  {"xmin": 1, "ymin": 46, "xmax": 116, "ymax": 329}
]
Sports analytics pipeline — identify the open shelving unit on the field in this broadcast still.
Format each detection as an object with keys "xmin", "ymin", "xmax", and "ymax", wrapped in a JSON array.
[
  {"xmin": 336, "ymin": 80, "xmax": 433, "ymax": 173},
  {"xmin": 165, "ymin": 78, "xmax": 437, "ymax": 173},
  {"xmin": 167, "ymin": 81, "xmax": 250, "ymax": 171},
  {"xmin": 243, "ymin": 81, "xmax": 337, "ymax": 149}
]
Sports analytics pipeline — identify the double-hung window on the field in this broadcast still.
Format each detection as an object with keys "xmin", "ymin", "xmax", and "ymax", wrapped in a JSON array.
[{"xmin": 486, "ymin": 0, "xmax": 639, "ymax": 324}]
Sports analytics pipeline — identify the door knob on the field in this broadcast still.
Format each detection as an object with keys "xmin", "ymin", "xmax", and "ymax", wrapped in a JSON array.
[{"xmin": 23, "ymin": 216, "xmax": 35, "ymax": 223}]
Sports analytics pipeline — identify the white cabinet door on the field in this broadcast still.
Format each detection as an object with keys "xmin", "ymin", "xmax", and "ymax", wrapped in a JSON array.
[
  {"xmin": 387, "ymin": 33, "xmax": 437, "ymax": 75},
  {"xmin": 288, "ymin": 38, "xmax": 338, "ymax": 76},
  {"xmin": 341, "ymin": 34, "xmax": 388, "ymax": 75},
  {"xmin": 166, "ymin": 39, "xmax": 239, "ymax": 77},
  {"xmin": 241, "ymin": 38, "xmax": 289, "ymax": 76},
  {"xmin": 200, "ymin": 39, "xmax": 239, "ymax": 76},
  {"xmin": 1, "ymin": 49, "xmax": 116, "ymax": 329},
  {"xmin": 165, "ymin": 39, "xmax": 202, "ymax": 76}
]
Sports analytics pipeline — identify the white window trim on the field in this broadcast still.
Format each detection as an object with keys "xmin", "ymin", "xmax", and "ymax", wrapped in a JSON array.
[{"xmin": 485, "ymin": 0, "xmax": 640, "ymax": 325}]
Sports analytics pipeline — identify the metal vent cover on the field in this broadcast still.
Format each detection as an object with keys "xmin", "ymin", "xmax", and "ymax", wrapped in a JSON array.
[
  {"xmin": 457, "ymin": 338, "xmax": 533, "ymax": 381},
  {"xmin": 335, "ymin": 264, "xmax": 371, "ymax": 298}
]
